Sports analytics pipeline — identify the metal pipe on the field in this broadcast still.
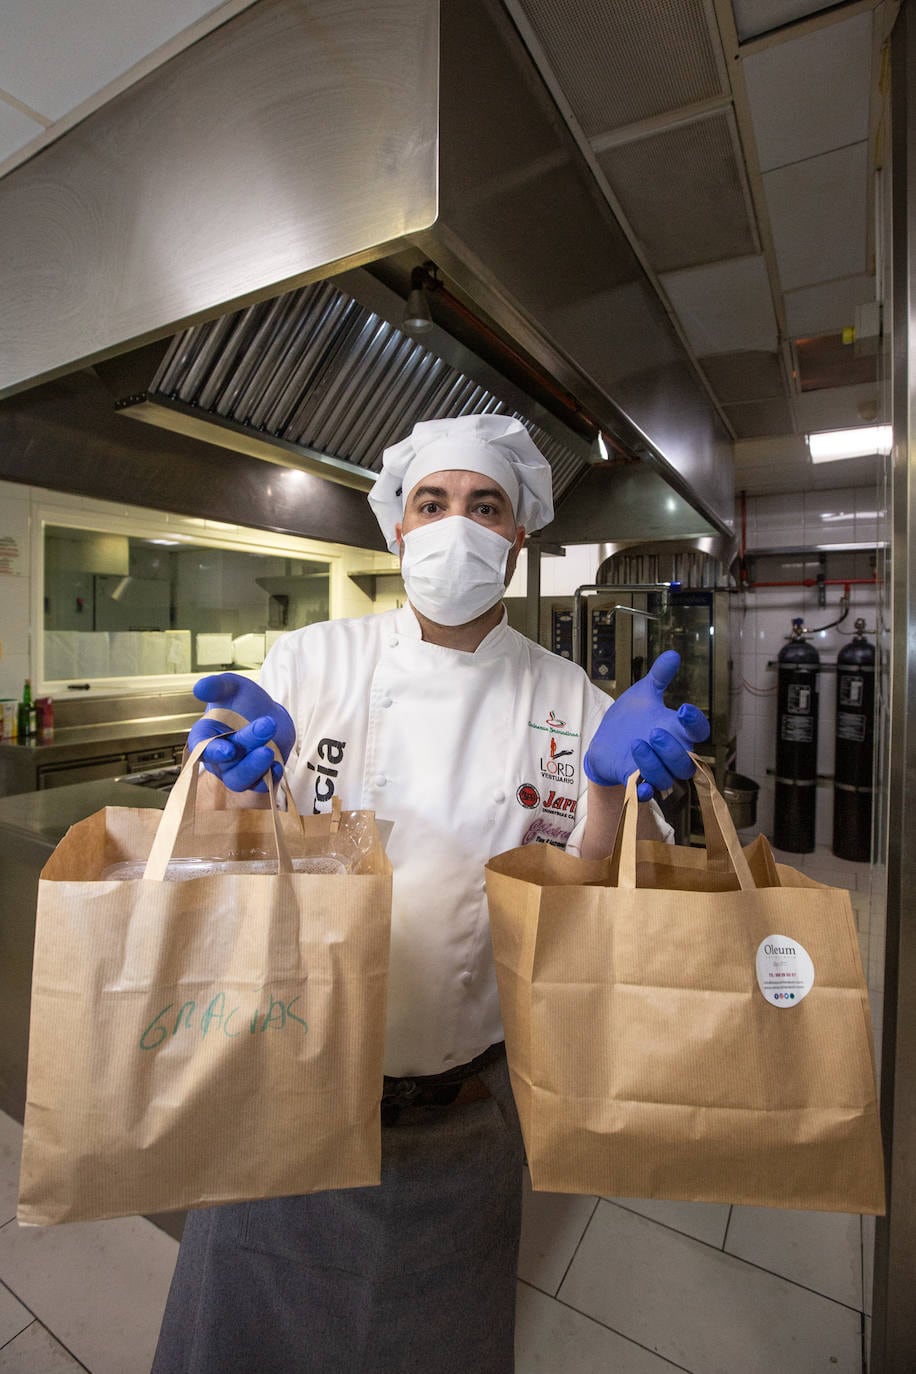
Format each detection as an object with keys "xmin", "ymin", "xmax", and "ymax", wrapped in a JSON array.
[{"xmin": 747, "ymin": 577, "xmax": 879, "ymax": 589}]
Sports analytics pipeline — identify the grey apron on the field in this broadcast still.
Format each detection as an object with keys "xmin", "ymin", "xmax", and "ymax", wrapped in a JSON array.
[{"xmin": 152, "ymin": 1051, "xmax": 524, "ymax": 1374}]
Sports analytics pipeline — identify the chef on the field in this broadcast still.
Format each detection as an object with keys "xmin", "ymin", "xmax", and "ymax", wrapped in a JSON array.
[{"xmin": 152, "ymin": 413, "xmax": 709, "ymax": 1374}]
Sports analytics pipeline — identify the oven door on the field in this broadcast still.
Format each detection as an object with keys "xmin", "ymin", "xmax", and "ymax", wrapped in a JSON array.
[{"xmin": 38, "ymin": 755, "xmax": 128, "ymax": 789}]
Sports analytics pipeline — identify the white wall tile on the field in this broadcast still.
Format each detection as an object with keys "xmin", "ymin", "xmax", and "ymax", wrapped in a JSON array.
[
  {"xmin": 0, "ymin": 654, "xmax": 30, "ymax": 708},
  {"xmin": 750, "ymin": 494, "xmax": 805, "ymax": 547}
]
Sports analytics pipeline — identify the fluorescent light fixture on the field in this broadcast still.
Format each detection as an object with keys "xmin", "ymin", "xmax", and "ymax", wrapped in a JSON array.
[
  {"xmin": 820, "ymin": 510, "xmax": 883, "ymax": 522},
  {"xmin": 806, "ymin": 425, "xmax": 892, "ymax": 463}
]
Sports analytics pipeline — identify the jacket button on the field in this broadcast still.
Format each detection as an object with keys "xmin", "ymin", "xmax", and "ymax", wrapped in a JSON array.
[
  {"xmin": 380, "ymin": 697, "xmax": 393, "ymax": 708},
  {"xmin": 374, "ymin": 774, "xmax": 387, "ymax": 788},
  {"xmin": 460, "ymin": 970, "xmax": 473, "ymax": 985},
  {"xmin": 389, "ymin": 637, "xmax": 399, "ymax": 648},
  {"xmin": 493, "ymin": 790, "xmax": 506, "ymax": 804}
]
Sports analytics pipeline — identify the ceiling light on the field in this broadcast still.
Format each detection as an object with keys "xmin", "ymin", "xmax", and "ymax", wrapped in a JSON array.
[
  {"xmin": 806, "ymin": 425, "xmax": 892, "ymax": 463},
  {"xmin": 403, "ymin": 266, "xmax": 433, "ymax": 334},
  {"xmin": 591, "ymin": 431, "xmax": 610, "ymax": 462}
]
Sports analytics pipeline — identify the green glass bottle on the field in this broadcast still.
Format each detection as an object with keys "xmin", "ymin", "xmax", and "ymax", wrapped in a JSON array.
[{"xmin": 18, "ymin": 678, "xmax": 33, "ymax": 741}]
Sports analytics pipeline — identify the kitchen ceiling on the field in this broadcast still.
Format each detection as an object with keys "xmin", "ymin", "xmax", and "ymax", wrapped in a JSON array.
[{"xmin": 0, "ymin": 0, "xmax": 897, "ymax": 496}]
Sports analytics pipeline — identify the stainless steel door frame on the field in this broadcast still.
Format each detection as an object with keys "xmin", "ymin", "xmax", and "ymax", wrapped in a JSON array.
[{"xmin": 871, "ymin": 2, "xmax": 916, "ymax": 1367}]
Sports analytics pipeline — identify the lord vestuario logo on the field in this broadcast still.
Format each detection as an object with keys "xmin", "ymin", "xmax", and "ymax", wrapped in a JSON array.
[
  {"xmin": 516, "ymin": 782, "xmax": 540, "ymax": 810},
  {"xmin": 540, "ymin": 733, "xmax": 576, "ymax": 785}
]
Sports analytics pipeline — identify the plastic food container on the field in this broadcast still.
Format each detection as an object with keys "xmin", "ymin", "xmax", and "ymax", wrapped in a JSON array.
[{"xmin": 102, "ymin": 855, "xmax": 347, "ymax": 881}]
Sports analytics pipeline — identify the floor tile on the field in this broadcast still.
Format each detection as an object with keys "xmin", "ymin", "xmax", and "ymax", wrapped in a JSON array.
[
  {"xmin": 0, "ymin": 1321, "xmax": 88, "ymax": 1372},
  {"xmin": 857, "ymin": 929, "xmax": 869, "ymax": 966},
  {"xmin": 0, "ymin": 1215, "xmax": 177, "ymax": 1374},
  {"xmin": 606, "ymin": 1196, "xmax": 730, "ymax": 1248},
  {"xmin": 0, "ymin": 1116, "xmax": 22, "ymax": 1227},
  {"xmin": 851, "ymin": 894, "xmax": 870, "ymax": 933},
  {"xmin": 770, "ymin": 846, "xmax": 806, "ymax": 867},
  {"xmin": 515, "ymin": 1282, "xmax": 683, "ymax": 1374},
  {"xmin": 725, "ymin": 1205, "xmax": 861, "ymax": 1308},
  {"xmin": 806, "ymin": 853, "xmax": 862, "ymax": 890},
  {"xmin": 862, "ymin": 1215, "xmax": 874, "ymax": 1317},
  {"xmin": 0, "ymin": 1285, "xmax": 31, "ymax": 1349},
  {"xmin": 518, "ymin": 1171, "xmax": 598, "ymax": 1296},
  {"xmin": 559, "ymin": 1200, "xmax": 862, "ymax": 1374}
]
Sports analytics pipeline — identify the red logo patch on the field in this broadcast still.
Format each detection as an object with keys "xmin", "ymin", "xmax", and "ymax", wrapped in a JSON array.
[{"xmin": 516, "ymin": 783, "xmax": 540, "ymax": 809}]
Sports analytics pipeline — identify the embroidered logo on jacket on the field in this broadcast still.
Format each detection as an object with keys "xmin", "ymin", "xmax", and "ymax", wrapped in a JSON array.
[
  {"xmin": 522, "ymin": 816, "xmax": 572, "ymax": 848},
  {"xmin": 528, "ymin": 711, "xmax": 579, "ymax": 740},
  {"xmin": 540, "ymin": 734, "xmax": 576, "ymax": 784},
  {"xmin": 543, "ymin": 790, "xmax": 576, "ymax": 816},
  {"xmin": 306, "ymin": 737, "xmax": 346, "ymax": 814},
  {"xmin": 516, "ymin": 783, "xmax": 540, "ymax": 809}
]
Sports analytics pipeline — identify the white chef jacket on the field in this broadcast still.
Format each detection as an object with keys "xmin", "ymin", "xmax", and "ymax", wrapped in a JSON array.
[{"xmin": 260, "ymin": 604, "xmax": 669, "ymax": 1076}]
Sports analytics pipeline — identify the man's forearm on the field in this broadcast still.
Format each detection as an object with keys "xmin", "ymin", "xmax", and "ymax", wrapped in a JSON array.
[
  {"xmin": 578, "ymin": 779, "xmax": 660, "ymax": 859},
  {"xmin": 578, "ymin": 780, "xmax": 626, "ymax": 860}
]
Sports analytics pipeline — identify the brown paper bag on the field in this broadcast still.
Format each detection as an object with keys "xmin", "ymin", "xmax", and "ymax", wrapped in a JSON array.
[
  {"xmin": 485, "ymin": 760, "xmax": 885, "ymax": 1214},
  {"xmin": 18, "ymin": 741, "xmax": 392, "ymax": 1226}
]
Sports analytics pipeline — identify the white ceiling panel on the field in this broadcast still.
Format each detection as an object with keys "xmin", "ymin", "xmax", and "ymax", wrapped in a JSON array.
[
  {"xmin": 734, "ymin": 434, "xmax": 881, "ymax": 495},
  {"xmin": 743, "ymin": 12, "xmax": 872, "ymax": 171},
  {"xmin": 764, "ymin": 142, "xmax": 868, "ymax": 291},
  {"xmin": 660, "ymin": 255, "xmax": 777, "ymax": 354},
  {"xmin": 0, "ymin": 98, "xmax": 44, "ymax": 161},
  {"xmin": 784, "ymin": 273, "xmax": 876, "ymax": 336},
  {"xmin": 517, "ymin": 0, "xmax": 723, "ymax": 138},
  {"xmin": 0, "ymin": 0, "xmax": 232, "ymax": 121},
  {"xmin": 731, "ymin": 1, "xmax": 838, "ymax": 43},
  {"xmin": 794, "ymin": 383, "xmax": 879, "ymax": 430}
]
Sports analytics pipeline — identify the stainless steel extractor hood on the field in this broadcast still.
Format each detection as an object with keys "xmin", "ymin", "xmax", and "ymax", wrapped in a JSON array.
[
  {"xmin": 115, "ymin": 270, "xmax": 595, "ymax": 516},
  {"xmin": 0, "ymin": 0, "xmax": 735, "ymax": 549}
]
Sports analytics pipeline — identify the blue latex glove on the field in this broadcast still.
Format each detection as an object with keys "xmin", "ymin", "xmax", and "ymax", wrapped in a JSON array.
[
  {"xmin": 583, "ymin": 650, "xmax": 710, "ymax": 801},
  {"xmin": 188, "ymin": 673, "xmax": 295, "ymax": 793}
]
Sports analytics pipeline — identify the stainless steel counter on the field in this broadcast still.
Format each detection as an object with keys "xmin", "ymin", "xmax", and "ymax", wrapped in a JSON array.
[
  {"xmin": 0, "ymin": 777, "xmax": 188, "ymax": 1236},
  {"xmin": 0, "ymin": 780, "xmax": 167, "ymax": 1123},
  {"xmin": 0, "ymin": 715, "xmax": 197, "ymax": 795}
]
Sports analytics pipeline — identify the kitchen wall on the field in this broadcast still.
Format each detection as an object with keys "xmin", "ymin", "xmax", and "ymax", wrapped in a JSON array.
[
  {"xmin": 0, "ymin": 478, "xmax": 401, "ymax": 703},
  {"xmin": 509, "ymin": 490, "xmax": 884, "ymax": 855},
  {"xmin": 731, "ymin": 485, "xmax": 883, "ymax": 851}
]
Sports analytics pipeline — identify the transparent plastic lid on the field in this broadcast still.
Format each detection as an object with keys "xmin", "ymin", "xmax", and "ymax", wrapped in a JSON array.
[{"xmin": 102, "ymin": 855, "xmax": 347, "ymax": 881}]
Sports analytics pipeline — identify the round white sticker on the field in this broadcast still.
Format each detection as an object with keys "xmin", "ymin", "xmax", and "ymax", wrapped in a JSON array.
[{"xmin": 755, "ymin": 934, "xmax": 814, "ymax": 1007}]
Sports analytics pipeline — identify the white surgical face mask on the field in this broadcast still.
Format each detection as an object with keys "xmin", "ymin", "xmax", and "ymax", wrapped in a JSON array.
[{"xmin": 400, "ymin": 517, "xmax": 513, "ymax": 626}]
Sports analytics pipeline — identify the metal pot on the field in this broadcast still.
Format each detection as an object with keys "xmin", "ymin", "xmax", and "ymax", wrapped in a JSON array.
[{"xmin": 723, "ymin": 772, "xmax": 758, "ymax": 830}]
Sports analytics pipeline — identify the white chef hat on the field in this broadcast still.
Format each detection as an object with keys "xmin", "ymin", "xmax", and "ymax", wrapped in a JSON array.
[{"xmin": 368, "ymin": 413, "xmax": 555, "ymax": 552}]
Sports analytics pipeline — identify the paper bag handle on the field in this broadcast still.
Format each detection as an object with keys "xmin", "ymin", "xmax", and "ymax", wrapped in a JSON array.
[
  {"xmin": 143, "ymin": 734, "xmax": 294, "ymax": 881},
  {"xmin": 616, "ymin": 754, "xmax": 755, "ymax": 892},
  {"xmin": 182, "ymin": 706, "xmax": 308, "ymax": 829}
]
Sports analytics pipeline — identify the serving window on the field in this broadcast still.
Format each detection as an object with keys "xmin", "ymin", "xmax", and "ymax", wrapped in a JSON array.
[{"xmin": 42, "ymin": 523, "xmax": 331, "ymax": 688}]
